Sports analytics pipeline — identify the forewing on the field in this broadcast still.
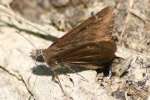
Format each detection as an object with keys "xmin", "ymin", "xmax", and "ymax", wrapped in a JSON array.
[
  {"xmin": 51, "ymin": 6, "xmax": 114, "ymax": 47},
  {"xmin": 43, "ymin": 7, "xmax": 116, "ymax": 68}
]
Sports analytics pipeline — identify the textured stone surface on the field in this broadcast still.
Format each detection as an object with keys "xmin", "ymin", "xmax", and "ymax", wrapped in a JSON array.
[{"xmin": 0, "ymin": 0, "xmax": 150, "ymax": 100}]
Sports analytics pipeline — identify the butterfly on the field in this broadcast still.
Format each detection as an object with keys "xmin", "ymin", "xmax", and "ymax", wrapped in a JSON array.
[
  {"xmin": 31, "ymin": 6, "xmax": 116, "ymax": 94},
  {"xmin": 37, "ymin": 6, "xmax": 116, "ymax": 69}
]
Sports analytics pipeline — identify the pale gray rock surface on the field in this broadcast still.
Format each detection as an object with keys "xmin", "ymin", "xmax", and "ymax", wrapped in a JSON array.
[{"xmin": 0, "ymin": 0, "xmax": 150, "ymax": 100}]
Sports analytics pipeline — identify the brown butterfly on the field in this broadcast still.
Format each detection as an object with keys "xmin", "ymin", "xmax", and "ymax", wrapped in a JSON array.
[
  {"xmin": 31, "ymin": 6, "xmax": 116, "ymax": 75},
  {"xmin": 31, "ymin": 6, "xmax": 116, "ymax": 94}
]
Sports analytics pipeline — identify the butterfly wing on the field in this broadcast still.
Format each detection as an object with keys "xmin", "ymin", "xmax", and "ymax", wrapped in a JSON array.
[{"xmin": 42, "ymin": 7, "xmax": 116, "ymax": 69}]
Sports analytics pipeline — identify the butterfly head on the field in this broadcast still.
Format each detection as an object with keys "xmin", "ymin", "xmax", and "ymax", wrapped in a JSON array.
[{"xmin": 30, "ymin": 49, "xmax": 45, "ymax": 62}]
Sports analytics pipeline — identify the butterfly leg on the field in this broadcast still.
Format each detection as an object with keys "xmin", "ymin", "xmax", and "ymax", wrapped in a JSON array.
[
  {"xmin": 51, "ymin": 68, "xmax": 73, "ymax": 99},
  {"xmin": 60, "ymin": 62, "xmax": 88, "ymax": 82},
  {"xmin": 51, "ymin": 70, "xmax": 66, "ymax": 94},
  {"xmin": 108, "ymin": 65, "xmax": 112, "ymax": 79}
]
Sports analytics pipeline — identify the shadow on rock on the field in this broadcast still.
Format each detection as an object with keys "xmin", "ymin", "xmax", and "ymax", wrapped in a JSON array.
[
  {"xmin": 31, "ymin": 64, "xmax": 108, "ymax": 77},
  {"xmin": 31, "ymin": 64, "xmax": 53, "ymax": 76}
]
